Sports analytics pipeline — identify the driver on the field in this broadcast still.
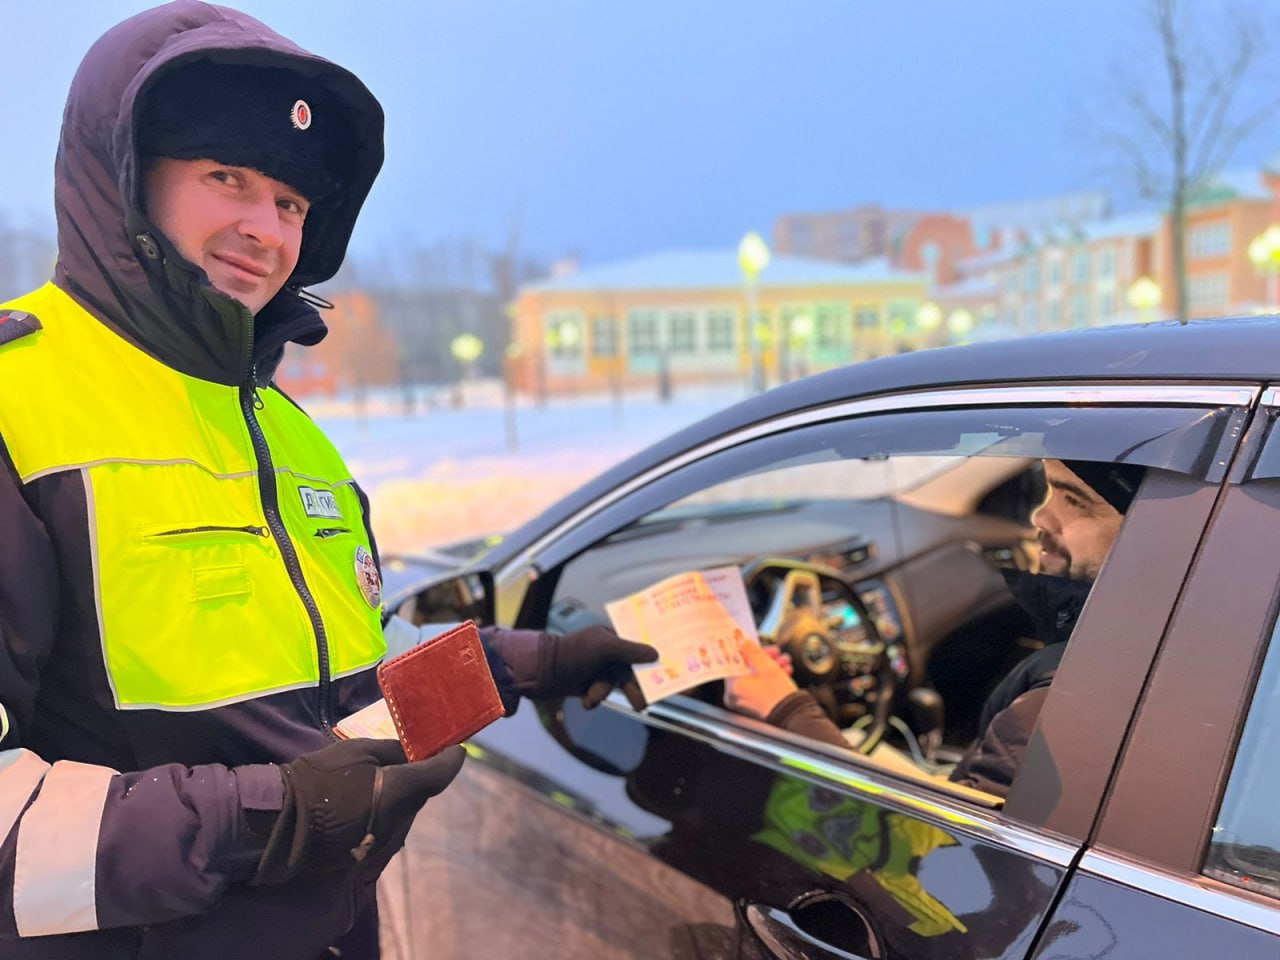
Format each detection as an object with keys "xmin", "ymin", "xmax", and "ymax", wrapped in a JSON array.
[{"xmin": 722, "ymin": 458, "xmax": 1145, "ymax": 798}]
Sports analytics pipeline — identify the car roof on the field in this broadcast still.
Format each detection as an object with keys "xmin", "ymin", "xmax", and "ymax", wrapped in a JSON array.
[{"xmin": 485, "ymin": 316, "xmax": 1277, "ymax": 570}]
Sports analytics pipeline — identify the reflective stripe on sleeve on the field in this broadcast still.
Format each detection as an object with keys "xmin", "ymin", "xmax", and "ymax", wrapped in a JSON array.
[
  {"xmin": 0, "ymin": 749, "xmax": 51, "ymax": 842},
  {"xmin": 14, "ymin": 760, "xmax": 115, "ymax": 937}
]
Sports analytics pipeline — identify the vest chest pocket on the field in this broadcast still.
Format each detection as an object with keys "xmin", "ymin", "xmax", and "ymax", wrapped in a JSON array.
[
  {"xmin": 142, "ymin": 525, "xmax": 265, "ymax": 602},
  {"xmin": 90, "ymin": 464, "xmax": 320, "ymax": 710}
]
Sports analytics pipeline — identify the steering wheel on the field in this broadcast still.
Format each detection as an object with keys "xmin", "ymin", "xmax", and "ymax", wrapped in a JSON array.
[{"xmin": 742, "ymin": 558, "xmax": 901, "ymax": 754}]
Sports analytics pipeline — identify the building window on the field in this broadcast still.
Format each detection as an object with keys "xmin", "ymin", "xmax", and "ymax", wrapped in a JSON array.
[
  {"xmin": 1097, "ymin": 291, "xmax": 1114, "ymax": 321},
  {"xmin": 1072, "ymin": 249, "xmax": 1089, "ymax": 285},
  {"xmin": 1048, "ymin": 299, "xmax": 1062, "ymax": 328},
  {"xmin": 922, "ymin": 242, "xmax": 940, "ymax": 281},
  {"xmin": 1023, "ymin": 302, "xmax": 1040, "ymax": 330},
  {"xmin": 591, "ymin": 316, "xmax": 618, "ymax": 358},
  {"xmin": 667, "ymin": 310, "xmax": 697, "ymax": 354},
  {"xmin": 1048, "ymin": 257, "xmax": 1062, "ymax": 288},
  {"xmin": 1189, "ymin": 221, "xmax": 1232, "ymax": 260},
  {"xmin": 855, "ymin": 307, "xmax": 881, "ymax": 330},
  {"xmin": 814, "ymin": 304, "xmax": 845, "ymax": 349},
  {"xmin": 1188, "ymin": 274, "xmax": 1230, "ymax": 311},
  {"xmin": 887, "ymin": 301, "xmax": 915, "ymax": 336},
  {"xmin": 706, "ymin": 309, "xmax": 736, "ymax": 352},
  {"xmin": 545, "ymin": 310, "xmax": 584, "ymax": 359},
  {"xmin": 788, "ymin": 219, "xmax": 812, "ymax": 253},
  {"xmin": 1096, "ymin": 249, "xmax": 1115, "ymax": 279},
  {"xmin": 840, "ymin": 221, "xmax": 862, "ymax": 256},
  {"xmin": 1023, "ymin": 260, "xmax": 1041, "ymax": 294},
  {"xmin": 627, "ymin": 309, "xmax": 660, "ymax": 356},
  {"xmin": 1069, "ymin": 292, "xmax": 1089, "ymax": 327}
]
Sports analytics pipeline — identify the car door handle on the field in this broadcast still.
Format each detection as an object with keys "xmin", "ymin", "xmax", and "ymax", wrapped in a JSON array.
[{"xmin": 743, "ymin": 900, "xmax": 883, "ymax": 960}]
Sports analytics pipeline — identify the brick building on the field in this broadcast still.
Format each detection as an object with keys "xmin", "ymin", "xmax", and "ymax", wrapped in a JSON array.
[{"xmin": 508, "ymin": 249, "xmax": 928, "ymax": 395}]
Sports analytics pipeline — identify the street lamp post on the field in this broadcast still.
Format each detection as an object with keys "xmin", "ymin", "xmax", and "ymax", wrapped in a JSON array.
[
  {"xmin": 556, "ymin": 318, "xmax": 581, "ymax": 396},
  {"xmin": 502, "ymin": 342, "xmax": 522, "ymax": 451},
  {"xmin": 1248, "ymin": 226, "xmax": 1280, "ymax": 312},
  {"xmin": 738, "ymin": 231, "xmax": 770, "ymax": 394},
  {"xmin": 787, "ymin": 312, "xmax": 813, "ymax": 381},
  {"xmin": 915, "ymin": 301, "xmax": 942, "ymax": 348},
  {"xmin": 946, "ymin": 308, "xmax": 975, "ymax": 345},
  {"xmin": 1126, "ymin": 277, "xmax": 1162, "ymax": 324},
  {"xmin": 448, "ymin": 333, "xmax": 484, "ymax": 408}
]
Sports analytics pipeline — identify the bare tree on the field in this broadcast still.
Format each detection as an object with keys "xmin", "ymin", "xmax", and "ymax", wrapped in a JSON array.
[{"xmin": 1092, "ymin": 0, "xmax": 1280, "ymax": 321}]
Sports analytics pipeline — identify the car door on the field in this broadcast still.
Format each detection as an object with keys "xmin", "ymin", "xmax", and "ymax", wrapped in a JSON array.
[
  {"xmin": 1027, "ymin": 387, "xmax": 1280, "ymax": 958},
  {"xmin": 384, "ymin": 381, "xmax": 1254, "ymax": 960}
]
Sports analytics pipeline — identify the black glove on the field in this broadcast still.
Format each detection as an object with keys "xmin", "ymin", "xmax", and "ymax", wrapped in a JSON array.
[
  {"xmin": 252, "ymin": 738, "xmax": 465, "ymax": 886},
  {"xmin": 499, "ymin": 625, "xmax": 658, "ymax": 710}
]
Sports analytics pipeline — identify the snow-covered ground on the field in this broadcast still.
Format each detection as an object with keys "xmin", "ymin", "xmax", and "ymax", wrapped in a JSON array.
[{"xmin": 313, "ymin": 383, "xmax": 749, "ymax": 552}]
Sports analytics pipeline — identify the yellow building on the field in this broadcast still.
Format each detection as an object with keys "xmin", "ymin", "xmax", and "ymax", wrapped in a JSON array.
[{"xmin": 509, "ymin": 249, "xmax": 928, "ymax": 394}]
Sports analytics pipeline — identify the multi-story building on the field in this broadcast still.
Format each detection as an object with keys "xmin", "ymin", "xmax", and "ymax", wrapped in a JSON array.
[
  {"xmin": 773, "ymin": 205, "xmax": 920, "ymax": 264},
  {"xmin": 980, "ymin": 213, "xmax": 1162, "ymax": 332},
  {"xmin": 508, "ymin": 249, "xmax": 928, "ymax": 395},
  {"xmin": 1163, "ymin": 169, "xmax": 1274, "ymax": 319},
  {"xmin": 959, "ymin": 191, "xmax": 1111, "ymax": 248}
]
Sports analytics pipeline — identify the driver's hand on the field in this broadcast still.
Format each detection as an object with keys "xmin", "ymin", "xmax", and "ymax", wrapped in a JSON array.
[
  {"xmin": 724, "ymin": 641, "xmax": 800, "ymax": 719},
  {"xmin": 764, "ymin": 644, "xmax": 794, "ymax": 677}
]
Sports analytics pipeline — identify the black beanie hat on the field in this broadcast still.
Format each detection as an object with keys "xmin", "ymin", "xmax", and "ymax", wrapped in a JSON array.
[
  {"xmin": 1059, "ymin": 460, "xmax": 1146, "ymax": 514},
  {"xmin": 138, "ymin": 60, "xmax": 350, "ymax": 202}
]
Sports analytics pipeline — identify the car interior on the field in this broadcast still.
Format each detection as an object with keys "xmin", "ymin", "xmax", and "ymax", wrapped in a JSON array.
[{"xmin": 542, "ymin": 450, "xmax": 1055, "ymax": 793}]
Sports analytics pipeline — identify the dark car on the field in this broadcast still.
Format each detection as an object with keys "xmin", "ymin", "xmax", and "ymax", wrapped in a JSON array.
[{"xmin": 376, "ymin": 318, "xmax": 1280, "ymax": 960}]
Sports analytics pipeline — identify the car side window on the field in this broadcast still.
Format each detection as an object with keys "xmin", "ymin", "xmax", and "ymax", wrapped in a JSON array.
[
  {"xmin": 540, "ymin": 398, "xmax": 1237, "ymax": 809},
  {"xmin": 1204, "ymin": 617, "xmax": 1280, "ymax": 898}
]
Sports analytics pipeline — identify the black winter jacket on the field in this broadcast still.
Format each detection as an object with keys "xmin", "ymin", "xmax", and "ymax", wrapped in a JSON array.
[{"xmin": 948, "ymin": 571, "xmax": 1092, "ymax": 796}]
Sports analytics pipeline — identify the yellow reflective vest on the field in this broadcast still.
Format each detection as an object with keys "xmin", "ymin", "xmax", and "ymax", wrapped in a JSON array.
[{"xmin": 0, "ymin": 282, "xmax": 385, "ymax": 715}]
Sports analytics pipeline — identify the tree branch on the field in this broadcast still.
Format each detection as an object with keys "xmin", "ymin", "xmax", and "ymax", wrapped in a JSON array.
[
  {"xmin": 1096, "ymin": 127, "xmax": 1169, "ymax": 200},
  {"xmin": 1187, "ymin": 19, "xmax": 1257, "ymax": 178}
]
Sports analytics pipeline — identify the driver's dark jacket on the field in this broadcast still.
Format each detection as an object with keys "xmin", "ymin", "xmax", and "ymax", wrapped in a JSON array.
[
  {"xmin": 948, "ymin": 571, "xmax": 1092, "ymax": 796},
  {"xmin": 0, "ymin": 4, "xmax": 520, "ymax": 957},
  {"xmin": 764, "ymin": 571, "xmax": 1092, "ymax": 799}
]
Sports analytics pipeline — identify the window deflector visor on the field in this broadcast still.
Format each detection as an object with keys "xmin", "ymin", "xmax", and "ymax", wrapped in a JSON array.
[{"xmin": 543, "ymin": 403, "xmax": 1240, "ymax": 571}]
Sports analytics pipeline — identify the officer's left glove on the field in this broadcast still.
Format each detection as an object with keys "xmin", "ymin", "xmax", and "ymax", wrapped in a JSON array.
[{"xmin": 489, "ymin": 626, "xmax": 658, "ymax": 709}]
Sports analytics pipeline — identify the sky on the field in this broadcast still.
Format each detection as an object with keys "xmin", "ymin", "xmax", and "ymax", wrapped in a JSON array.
[{"xmin": 3, "ymin": 0, "xmax": 1277, "ymax": 270}]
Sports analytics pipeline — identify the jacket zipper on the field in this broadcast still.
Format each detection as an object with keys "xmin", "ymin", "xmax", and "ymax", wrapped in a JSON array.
[{"xmin": 240, "ymin": 355, "xmax": 334, "ymax": 731}]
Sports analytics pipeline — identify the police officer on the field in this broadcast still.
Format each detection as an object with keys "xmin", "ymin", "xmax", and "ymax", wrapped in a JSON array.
[{"xmin": 0, "ymin": 3, "xmax": 653, "ymax": 957}]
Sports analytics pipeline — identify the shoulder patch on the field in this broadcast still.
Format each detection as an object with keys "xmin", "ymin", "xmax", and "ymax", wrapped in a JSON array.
[{"xmin": 0, "ymin": 310, "xmax": 41, "ymax": 348}]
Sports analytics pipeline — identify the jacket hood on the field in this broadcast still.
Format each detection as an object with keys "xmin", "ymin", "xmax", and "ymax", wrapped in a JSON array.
[{"xmin": 52, "ymin": 0, "xmax": 385, "ymax": 385}]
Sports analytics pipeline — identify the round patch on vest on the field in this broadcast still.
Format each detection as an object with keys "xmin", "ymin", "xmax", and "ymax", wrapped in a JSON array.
[
  {"xmin": 291, "ymin": 99, "xmax": 312, "ymax": 130},
  {"xmin": 354, "ymin": 546, "xmax": 381, "ymax": 608}
]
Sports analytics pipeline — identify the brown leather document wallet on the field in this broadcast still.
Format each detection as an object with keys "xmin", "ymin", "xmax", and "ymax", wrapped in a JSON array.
[{"xmin": 376, "ymin": 620, "xmax": 504, "ymax": 761}]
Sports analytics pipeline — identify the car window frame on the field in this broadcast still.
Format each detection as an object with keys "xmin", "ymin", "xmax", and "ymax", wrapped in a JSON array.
[
  {"xmin": 495, "ymin": 380, "xmax": 1258, "ymax": 842},
  {"xmin": 1085, "ymin": 390, "xmax": 1280, "ymax": 933}
]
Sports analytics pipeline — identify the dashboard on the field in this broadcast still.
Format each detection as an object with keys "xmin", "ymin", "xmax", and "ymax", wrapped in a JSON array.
[{"xmin": 553, "ymin": 496, "xmax": 1029, "ymax": 680}]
